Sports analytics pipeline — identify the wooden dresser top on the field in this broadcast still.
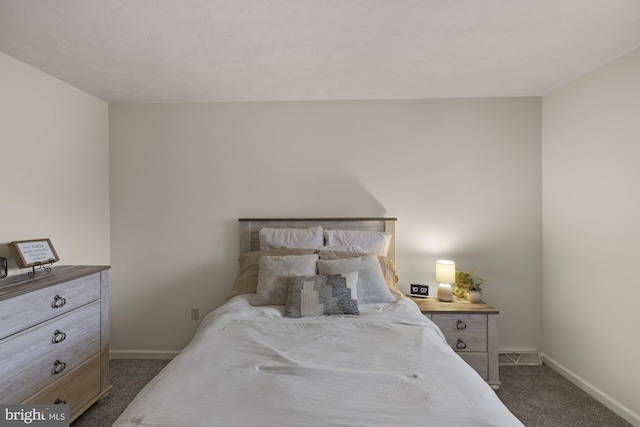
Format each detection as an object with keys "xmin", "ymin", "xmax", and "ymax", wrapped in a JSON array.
[
  {"xmin": 409, "ymin": 296, "xmax": 499, "ymax": 314},
  {"xmin": 0, "ymin": 265, "xmax": 110, "ymax": 301}
]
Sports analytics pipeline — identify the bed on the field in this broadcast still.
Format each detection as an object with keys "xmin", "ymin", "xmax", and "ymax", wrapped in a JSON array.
[{"xmin": 113, "ymin": 218, "xmax": 523, "ymax": 426}]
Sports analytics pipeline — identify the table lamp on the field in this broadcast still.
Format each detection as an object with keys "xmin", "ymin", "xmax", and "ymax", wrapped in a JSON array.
[{"xmin": 435, "ymin": 259, "xmax": 455, "ymax": 302}]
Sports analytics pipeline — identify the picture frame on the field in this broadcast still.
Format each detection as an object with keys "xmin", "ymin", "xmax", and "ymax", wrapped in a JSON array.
[{"xmin": 8, "ymin": 238, "xmax": 60, "ymax": 269}]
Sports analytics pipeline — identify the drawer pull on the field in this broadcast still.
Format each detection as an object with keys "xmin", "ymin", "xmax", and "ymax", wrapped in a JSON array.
[
  {"xmin": 51, "ymin": 295, "xmax": 66, "ymax": 309},
  {"xmin": 52, "ymin": 329, "xmax": 67, "ymax": 344},
  {"xmin": 456, "ymin": 338, "xmax": 467, "ymax": 350},
  {"xmin": 51, "ymin": 360, "xmax": 66, "ymax": 375},
  {"xmin": 54, "ymin": 398, "xmax": 67, "ymax": 405},
  {"xmin": 456, "ymin": 320, "xmax": 467, "ymax": 330}
]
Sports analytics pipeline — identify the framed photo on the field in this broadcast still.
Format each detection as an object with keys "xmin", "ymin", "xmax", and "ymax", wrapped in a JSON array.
[{"xmin": 8, "ymin": 239, "xmax": 60, "ymax": 269}]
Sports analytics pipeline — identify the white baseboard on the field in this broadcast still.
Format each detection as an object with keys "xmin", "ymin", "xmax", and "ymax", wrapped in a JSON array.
[
  {"xmin": 110, "ymin": 349, "xmax": 179, "ymax": 360},
  {"xmin": 541, "ymin": 353, "xmax": 640, "ymax": 427}
]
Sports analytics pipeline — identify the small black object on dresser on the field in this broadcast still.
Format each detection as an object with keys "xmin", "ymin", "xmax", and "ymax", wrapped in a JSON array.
[{"xmin": 410, "ymin": 283, "xmax": 429, "ymax": 298}]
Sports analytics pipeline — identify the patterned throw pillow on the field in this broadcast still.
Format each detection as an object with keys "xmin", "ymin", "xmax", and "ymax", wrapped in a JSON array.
[{"xmin": 284, "ymin": 273, "xmax": 359, "ymax": 318}]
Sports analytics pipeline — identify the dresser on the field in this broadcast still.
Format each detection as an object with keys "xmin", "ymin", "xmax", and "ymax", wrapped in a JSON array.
[
  {"xmin": 0, "ymin": 265, "xmax": 111, "ymax": 421},
  {"xmin": 410, "ymin": 296, "xmax": 500, "ymax": 389}
]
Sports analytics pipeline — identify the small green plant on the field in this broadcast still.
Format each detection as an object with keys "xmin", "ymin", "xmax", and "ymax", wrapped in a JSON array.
[{"xmin": 454, "ymin": 268, "xmax": 485, "ymax": 298}]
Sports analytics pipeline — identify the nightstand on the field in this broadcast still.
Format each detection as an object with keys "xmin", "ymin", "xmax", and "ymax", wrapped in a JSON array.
[{"xmin": 410, "ymin": 296, "xmax": 500, "ymax": 390}]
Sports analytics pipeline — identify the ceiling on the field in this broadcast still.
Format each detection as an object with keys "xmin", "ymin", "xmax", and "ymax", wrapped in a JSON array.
[{"xmin": 1, "ymin": 0, "xmax": 640, "ymax": 103}]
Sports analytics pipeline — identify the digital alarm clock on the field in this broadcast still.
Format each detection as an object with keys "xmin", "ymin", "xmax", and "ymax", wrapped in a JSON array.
[{"xmin": 410, "ymin": 284, "xmax": 429, "ymax": 298}]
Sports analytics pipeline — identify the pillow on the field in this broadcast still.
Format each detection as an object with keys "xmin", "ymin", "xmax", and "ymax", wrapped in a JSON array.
[
  {"xmin": 284, "ymin": 272, "xmax": 359, "ymax": 318},
  {"xmin": 318, "ymin": 250, "xmax": 403, "ymax": 300},
  {"xmin": 259, "ymin": 226, "xmax": 324, "ymax": 250},
  {"xmin": 323, "ymin": 229, "xmax": 391, "ymax": 256},
  {"xmin": 319, "ymin": 245, "xmax": 366, "ymax": 253},
  {"xmin": 316, "ymin": 254, "xmax": 395, "ymax": 304},
  {"xmin": 251, "ymin": 254, "xmax": 319, "ymax": 306},
  {"xmin": 227, "ymin": 248, "xmax": 317, "ymax": 300}
]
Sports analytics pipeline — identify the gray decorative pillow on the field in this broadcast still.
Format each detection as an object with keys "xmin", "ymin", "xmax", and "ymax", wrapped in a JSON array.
[{"xmin": 284, "ymin": 273, "xmax": 359, "ymax": 318}]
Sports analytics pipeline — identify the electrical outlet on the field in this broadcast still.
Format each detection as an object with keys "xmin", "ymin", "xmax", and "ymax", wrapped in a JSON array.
[{"xmin": 191, "ymin": 307, "xmax": 199, "ymax": 320}]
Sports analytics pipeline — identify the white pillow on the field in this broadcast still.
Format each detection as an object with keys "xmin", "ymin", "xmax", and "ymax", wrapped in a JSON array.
[
  {"xmin": 316, "ymin": 254, "xmax": 395, "ymax": 304},
  {"xmin": 318, "ymin": 245, "xmax": 366, "ymax": 253},
  {"xmin": 323, "ymin": 229, "xmax": 391, "ymax": 256},
  {"xmin": 251, "ymin": 254, "xmax": 319, "ymax": 306},
  {"xmin": 259, "ymin": 226, "xmax": 324, "ymax": 250}
]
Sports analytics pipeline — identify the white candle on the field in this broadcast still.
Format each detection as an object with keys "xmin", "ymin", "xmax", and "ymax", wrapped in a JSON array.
[{"xmin": 437, "ymin": 283, "xmax": 453, "ymax": 302}]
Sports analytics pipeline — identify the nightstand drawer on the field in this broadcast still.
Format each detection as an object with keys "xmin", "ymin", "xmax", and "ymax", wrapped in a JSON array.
[
  {"xmin": 458, "ymin": 353, "xmax": 488, "ymax": 380},
  {"xmin": 0, "ymin": 272, "xmax": 101, "ymax": 339},
  {"xmin": 23, "ymin": 353, "xmax": 101, "ymax": 417},
  {"xmin": 431, "ymin": 313, "xmax": 487, "ymax": 352},
  {"xmin": 0, "ymin": 302, "xmax": 101, "ymax": 402}
]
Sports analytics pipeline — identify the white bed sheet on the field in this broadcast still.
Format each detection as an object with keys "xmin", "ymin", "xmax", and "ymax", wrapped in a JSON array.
[{"xmin": 113, "ymin": 295, "xmax": 523, "ymax": 427}]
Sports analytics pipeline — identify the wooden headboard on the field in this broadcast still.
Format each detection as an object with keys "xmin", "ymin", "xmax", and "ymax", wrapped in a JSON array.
[{"xmin": 238, "ymin": 218, "xmax": 397, "ymax": 261}]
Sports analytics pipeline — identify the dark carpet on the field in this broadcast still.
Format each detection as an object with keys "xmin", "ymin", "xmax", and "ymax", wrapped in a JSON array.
[
  {"xmin": 72, "ymin": 360, "xmax": 631, "ymax": 426},
  {"xmin": 72, "ymin": 359, "xmax": 169, "ymax": 427},
  {"xmin": 497, "ymin": 365, "xmax": 631, "ymax": 427}
]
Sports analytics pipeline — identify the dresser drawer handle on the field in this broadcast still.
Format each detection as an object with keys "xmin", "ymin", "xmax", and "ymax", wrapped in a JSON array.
[
  {"xmin": 456, "ymin": 320, "xmax": 467, "ymax": 330},
  {"xmin": 51, "ymin": 295, "xmax": 66, "ymax": 309},
  {"xmin": 54, "ymin": 398, "xmax": 67, "ymax": 405},
  {"xmin": 456, "ymin": 338, "xmax": 467, "ymax": 350},
  {"xmin": 52, "ymin": 329, "xmax": 67, "ymax": 344},
  {"xmin": 51, "ymin": 360, "xmax": 66, "ymax": 375}
]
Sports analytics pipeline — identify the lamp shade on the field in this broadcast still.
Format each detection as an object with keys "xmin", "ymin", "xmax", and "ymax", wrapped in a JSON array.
[{"xmin": 435, "ymin": 259, "xmax": 455, "ymax": 284}]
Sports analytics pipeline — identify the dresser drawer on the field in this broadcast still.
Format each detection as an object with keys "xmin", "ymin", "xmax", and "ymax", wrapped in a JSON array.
[
  {"xmin": 0, "ymin": 272, "xmax": 101, "ymax": 339},
  {"xmin": 458, "ymin": 353, "xmax": 488, "ymax": 380},
  {"xmin": 0, "ymin": 302, "xmax": 101, "ymax": 402},
  {"xmin": 23, "ymin": 353, "xmax": 101, "ymax": 420},
  {"xmin": 431, "ymin": 313, "xmax": 487, "ymax": 352}
]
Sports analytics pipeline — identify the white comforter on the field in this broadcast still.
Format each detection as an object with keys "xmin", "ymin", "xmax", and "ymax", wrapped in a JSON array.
[{"xmin": 114, "ymin": 296, "xmax": 523, "ymax": 426}]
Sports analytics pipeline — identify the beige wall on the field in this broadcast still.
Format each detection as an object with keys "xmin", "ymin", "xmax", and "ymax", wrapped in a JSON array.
[
  {"xmin": 109, "ymin": 98, "xmax": 542, "ymax": 354},
  {"xmin": 542, "ymin": 47, "xmax": 640, "ymax": 425},
  {"xmin": 0, "ymin": 51, "xmax": 110, "ymax": 274}
]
